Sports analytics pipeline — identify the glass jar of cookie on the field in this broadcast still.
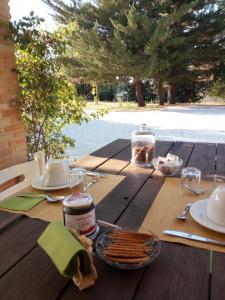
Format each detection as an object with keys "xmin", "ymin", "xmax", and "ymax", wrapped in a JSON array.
[{"xmin": 131, "ymin": 123, "xmax": 155, "ymax": 168}]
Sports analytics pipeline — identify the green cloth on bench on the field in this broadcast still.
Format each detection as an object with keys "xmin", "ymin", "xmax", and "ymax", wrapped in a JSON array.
[{"xmin": 37, "ymin": 221, "xmax": 90, "ymax": 278}]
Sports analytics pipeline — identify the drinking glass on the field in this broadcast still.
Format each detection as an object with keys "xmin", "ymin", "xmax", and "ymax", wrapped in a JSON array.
[
  {"xmin": 69, "ymin": 168, "xmax": 88, "ymax": 194},
  {"xmin": 64, "ymin": 154, "xmax": 77, "ymax": 169},
  {"xmin": 181, "ymin": 167, "xmax": 201, "ymax": 193},
  {"xmin": 205, "ymin": 174, "xmax": 225, "ymax": 192}
]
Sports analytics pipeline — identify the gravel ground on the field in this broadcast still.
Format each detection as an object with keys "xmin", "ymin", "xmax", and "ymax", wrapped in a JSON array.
[{"xmin": 63, "ymin": 105, "xmax": 225, "ymax": 159}]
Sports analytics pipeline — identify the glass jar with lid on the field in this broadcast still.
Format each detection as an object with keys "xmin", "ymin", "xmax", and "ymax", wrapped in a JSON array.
[
  {"xmin": 131, "ymin": 123, "xmax": 155, "ymax": 168},
  {"xmin": 63, "ymin": 192, "xmax": 98, "ymax": 239}
]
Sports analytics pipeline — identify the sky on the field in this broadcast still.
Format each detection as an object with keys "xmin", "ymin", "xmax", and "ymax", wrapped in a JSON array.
[{"xmin": 9, "ymin": 0, "xmax": 56, "ymax": 30}]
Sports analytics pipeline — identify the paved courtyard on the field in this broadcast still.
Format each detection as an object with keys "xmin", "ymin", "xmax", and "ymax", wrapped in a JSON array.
[{"xmin": 63, "ymin": 105, "xmax": 225, "ymax": 159}]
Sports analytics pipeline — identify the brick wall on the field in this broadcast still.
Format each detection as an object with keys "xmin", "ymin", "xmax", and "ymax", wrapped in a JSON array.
[{"xmin": 0, "ymin": 0, "xmax": 27, "ymax": 170}]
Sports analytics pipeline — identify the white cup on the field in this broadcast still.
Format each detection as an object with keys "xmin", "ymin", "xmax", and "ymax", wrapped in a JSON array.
[
  {"xmin": 42, "ymin": 159, "xmax": 69, "ymax": 187},
  {"xmin": 206, "ymin": 185, "xmax": 225, "ymax": 227}
]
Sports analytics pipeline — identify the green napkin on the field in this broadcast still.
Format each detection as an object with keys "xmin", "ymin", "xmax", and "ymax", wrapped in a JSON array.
[
  {"xmin": 0, "ymin": 195, "xmax": 45, "ymax": 211},
  {"xmin": 37, "ymin": 221, "xmax": 90, "ymax": 278}
]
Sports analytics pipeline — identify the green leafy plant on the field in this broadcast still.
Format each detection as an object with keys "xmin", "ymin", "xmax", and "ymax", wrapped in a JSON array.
[{"xmin": 10, "ymin": 13, "xmax": 105, "ymax": 159}]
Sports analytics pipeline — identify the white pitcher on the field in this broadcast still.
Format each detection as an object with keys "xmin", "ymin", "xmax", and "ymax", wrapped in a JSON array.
[{"xmin": 42, "ymin": 159, "xmax": 69, "ymax": 187}]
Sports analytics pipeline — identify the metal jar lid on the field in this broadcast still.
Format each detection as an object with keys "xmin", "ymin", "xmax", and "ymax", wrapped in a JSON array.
[{"xmin": 63, "ymin": 192, "xmax": 93, "ymax": 209}]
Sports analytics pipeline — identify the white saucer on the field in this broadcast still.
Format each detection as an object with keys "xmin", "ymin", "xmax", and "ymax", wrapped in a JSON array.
[
  {"xmin": 31, "ymin": 176, "xmax": 69, "ymax": 191},
  {"xmin": 190, "ymin": 199, "xmax": 225, "ymax": 234}
]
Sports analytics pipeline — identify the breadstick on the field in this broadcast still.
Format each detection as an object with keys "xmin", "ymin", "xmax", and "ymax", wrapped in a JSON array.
[
  {"xmin": 105, "ymin": 245, "xmax": 150, "ymax": 251},
  {"xmin": 105, "ymin": 256, "xmax": 150, "ymax": 264},
  {"xmin": 109, "ymin": 230, "xmax": 153, "ymax": 240},
  {"xmin": 109, "ymin": 241, "xmax": 148, "ymax": 247},
  {"xmin": 109, "ymin": 236, "xmax": 147, "ymax": 243},
  {"xmin": 103, "ymin": 251, "xmax": 147, "ymax": 258},
  {"xmin": 109, "ymin": 233, "xmax": 147, "ymax": 241},
  {"xmin": 109, "ymin": 234, "xmax": 153, "ymax": 243}
]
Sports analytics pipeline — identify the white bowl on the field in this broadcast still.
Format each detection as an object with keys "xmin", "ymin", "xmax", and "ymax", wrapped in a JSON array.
[{"xmin": 206, "ymin": 185, "xmax": 225, "ymax": 227}]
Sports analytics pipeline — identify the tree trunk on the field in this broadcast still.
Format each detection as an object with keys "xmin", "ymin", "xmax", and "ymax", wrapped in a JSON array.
[
  {"xmin": 167, "ymin": 83, "xmax": 176, "ymax": 104},
  {"xmin": 134, "ymin": 79, "xmax": 145, "ymax": 107},
  {"xmin": 95, "ymin": 81, "xmax": 100, "ymax": 104},
  {"xmin": 157, "ymin": 80, "xmax": 164, "ymax": 105}
]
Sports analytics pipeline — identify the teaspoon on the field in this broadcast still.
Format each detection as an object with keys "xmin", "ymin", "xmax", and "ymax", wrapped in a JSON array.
[
  {"xmin": 87, "ymin": 175, "xmax": 99, "ymax": 188},
  {"xmin": 45, "ymin": 195, "xmax": 65, "ymax": 202},
  {"xmin": 176, "ymin": 203, "xmax": 192, "ymax": 220}
]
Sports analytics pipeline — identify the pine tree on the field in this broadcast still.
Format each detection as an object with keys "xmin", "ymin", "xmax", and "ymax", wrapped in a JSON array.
[
  {"xmin": 43, "ymin": 0, "xmax": 166, "ymax": 106},
  {"xmin": 145, "ymin": 0, "xmax": 225, "ymax": 104}
]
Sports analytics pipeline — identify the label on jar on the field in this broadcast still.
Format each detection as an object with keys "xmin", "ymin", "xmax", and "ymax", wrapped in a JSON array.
[{"xmin": 64, "ymin": 208, "xmax": 96, "ymax": 236}]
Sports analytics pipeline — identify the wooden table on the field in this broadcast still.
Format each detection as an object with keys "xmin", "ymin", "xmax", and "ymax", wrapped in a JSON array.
[{"xmin": 1, "ymin": 139, "xmax": 225, "ymax": 300}]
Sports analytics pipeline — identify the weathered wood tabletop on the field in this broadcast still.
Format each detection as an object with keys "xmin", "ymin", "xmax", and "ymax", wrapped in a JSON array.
[{"xmin": 0, "ymin": 139, "xmax": 225, "ymax": 300}]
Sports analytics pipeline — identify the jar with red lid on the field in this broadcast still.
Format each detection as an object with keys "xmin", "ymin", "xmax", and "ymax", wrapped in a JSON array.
[{"xmin": 63, "ymin": 192, "xmax": 98, "ymax": 238}]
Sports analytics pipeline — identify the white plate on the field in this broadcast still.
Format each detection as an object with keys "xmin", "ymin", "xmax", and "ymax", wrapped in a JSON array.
[
  {"xmin": 31, "ymin": 176, "xmax": 69, "ymax": 191},
  {"xmin": 190, "ymin": 199, "xmax": 225, "ymax": 234}
]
